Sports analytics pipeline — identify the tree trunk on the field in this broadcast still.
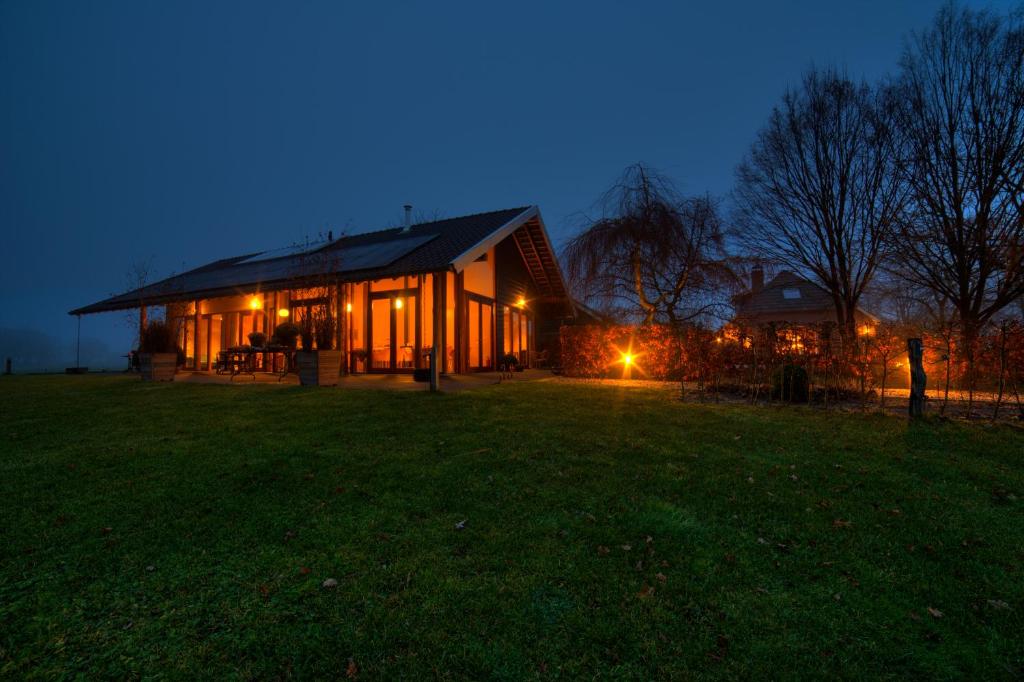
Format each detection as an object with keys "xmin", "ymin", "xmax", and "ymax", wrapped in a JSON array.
[
  {"xmin": 907, "ymin": 338, "xmax": 926, "ymax": 419},
  {"xmin": 993, "ymin": 322, "xmax": 1007, "ymax": 421}
]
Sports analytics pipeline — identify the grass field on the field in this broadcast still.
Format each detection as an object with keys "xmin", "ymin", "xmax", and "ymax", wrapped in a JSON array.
[{"xmin": 1, "ymin": 375, "xmax": 1022, "ymax": 679}]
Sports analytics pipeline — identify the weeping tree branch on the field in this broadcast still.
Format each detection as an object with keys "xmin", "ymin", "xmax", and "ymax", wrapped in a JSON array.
[{"xmin": 563, "ymin": 164, "xmax": 736, "ymax": 326}]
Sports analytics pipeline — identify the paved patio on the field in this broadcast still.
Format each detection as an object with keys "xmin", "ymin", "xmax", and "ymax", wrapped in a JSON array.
[{"xmin": 175, "ymin": 369, "xmax": 554, "ymax": 391}]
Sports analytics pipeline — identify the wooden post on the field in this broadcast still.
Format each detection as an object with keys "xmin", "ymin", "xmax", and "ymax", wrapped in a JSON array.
[
  {"xmin": 431, "ymin": 273, "xmax": 443, "ymax": 390},
  {"xmin": 907, "ymin": 337, "xmax": 926, "ymax": 419},
  {"xmin": 139, "ymin": 305, "xmax": 147, "ymax": 345}
]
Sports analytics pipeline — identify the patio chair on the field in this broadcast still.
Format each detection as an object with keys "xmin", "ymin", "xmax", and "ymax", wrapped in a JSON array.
[{"xmin": 214, "ymin": 350, "xmax": 232, "ymax": 374}]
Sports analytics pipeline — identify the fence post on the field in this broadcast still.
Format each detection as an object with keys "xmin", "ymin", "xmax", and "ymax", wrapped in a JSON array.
[
  {"xmin": 3, "ymin": 357, "xmax": 10, "ymax": 375},
  {"xmin": 907, "ymin": 338, "xmax": 926, "ymax": 419}
]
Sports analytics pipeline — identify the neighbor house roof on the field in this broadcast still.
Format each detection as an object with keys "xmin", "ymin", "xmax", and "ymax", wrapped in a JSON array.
[
  {"xmin": 733, "ymin": 271, "xmax": 878, "ymax": 324},
  {"xmin": 71, "ymin": 206, "xmax": 570, "ymax": 315}
]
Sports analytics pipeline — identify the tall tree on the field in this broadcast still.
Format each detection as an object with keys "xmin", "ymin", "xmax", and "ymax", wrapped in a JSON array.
[
  {"xmin": 888, "ymin": 3, "xmax": 1024, "ymax": 353},
  {"xmin": 733, "ymin": 68, "xmax": 903, "ymax": 343},
  {"xmin": 563, "ymin": 164, "xmax": 732, "ymax": 325}
]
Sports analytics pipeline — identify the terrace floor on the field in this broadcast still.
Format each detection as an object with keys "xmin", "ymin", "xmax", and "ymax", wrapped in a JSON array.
[{"xmin": 175, "ymin": 368, "xmax": 554, "ymax": 391}]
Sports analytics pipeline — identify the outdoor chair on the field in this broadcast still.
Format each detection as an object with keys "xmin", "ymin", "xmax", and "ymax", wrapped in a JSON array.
[{"xmin": 214, "ymin": 350, "xmax": 232, "ymax": 374}]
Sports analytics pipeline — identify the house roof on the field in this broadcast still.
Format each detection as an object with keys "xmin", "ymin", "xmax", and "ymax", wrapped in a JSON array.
[
  {"xmin": 70, "ymin": 206, "xmax": 570, "ymax": 315},
  {"xmin": 733, "ymin": 270, "xmax": 878, "ymax": 323}
]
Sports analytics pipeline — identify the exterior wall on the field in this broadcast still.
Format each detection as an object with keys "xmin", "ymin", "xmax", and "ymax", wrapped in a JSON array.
[{"xmin": 493, "ymin": 236, "xmax": 538, "ymax": 366}]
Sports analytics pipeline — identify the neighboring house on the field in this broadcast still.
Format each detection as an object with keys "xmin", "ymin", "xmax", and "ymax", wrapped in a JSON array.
[
  {"xmin": 733, "ymin": 268, "xmax": 878, "ymax": 329},
  {"xmin": 71, "ymin": 206, "xmax": 574, "ymax": 374}
]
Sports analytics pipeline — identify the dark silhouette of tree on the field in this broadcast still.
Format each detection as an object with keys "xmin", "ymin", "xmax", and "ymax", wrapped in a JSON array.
[
  {"xmin": 563, "ymin": 164, "xmax": 733, "ymax": 325},
  {"xmin": 887, "ymin": 3, "xmax": 1024, "ymax": 363},
  {"xmin": 733, "ymin": 68, "xmax": 904, "ymax": 343}
]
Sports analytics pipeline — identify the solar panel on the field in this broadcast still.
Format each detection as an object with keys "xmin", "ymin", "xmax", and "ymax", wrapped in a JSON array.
[
  {"xmin": 235, "ymin": 241, "xmax": 327, "ymax": 265},
  {"xmin": 336, "ymin": 233, "xmax": 437, "ymax": 272}
]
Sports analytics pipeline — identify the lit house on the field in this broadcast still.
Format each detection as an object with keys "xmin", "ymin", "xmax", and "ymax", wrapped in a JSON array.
[{"xmin": 70, "ymin": 206, "xmax": 573, "ymax": 374}]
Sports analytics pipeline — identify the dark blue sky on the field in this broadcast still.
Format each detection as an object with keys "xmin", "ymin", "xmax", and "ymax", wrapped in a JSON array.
[{"xmin": 1, "ymin": 0, "xmax": 1013, "ymax": 367}]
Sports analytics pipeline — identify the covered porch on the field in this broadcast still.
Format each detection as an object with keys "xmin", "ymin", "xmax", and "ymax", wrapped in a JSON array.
[{"xmin": 174, "ymin": 367, "xmax": 554, "ymax": 391}]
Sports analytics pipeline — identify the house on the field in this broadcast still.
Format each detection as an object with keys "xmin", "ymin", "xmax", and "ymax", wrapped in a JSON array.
[
  {"xmin": 733, "ymin": 268, "xmax": 878, "ymax": 329},
  {"xmin": 70, "ymin": 206, "xmax": 574, "ymax": 375}
]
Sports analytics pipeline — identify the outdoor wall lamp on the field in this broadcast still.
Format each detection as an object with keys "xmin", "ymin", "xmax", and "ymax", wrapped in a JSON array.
[{"xmin": 278, "ymin": 308, "xmax": 290, "ymax": 318}]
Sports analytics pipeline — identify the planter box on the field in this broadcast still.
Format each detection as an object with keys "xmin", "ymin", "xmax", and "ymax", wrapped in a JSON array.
[
  {"xmin": 296, "ymin": 350, "xmax": 343, "ymax": 386},
  {"xmin": 140, "ymin": 353, "xmax": 177, "ymax": 382}
]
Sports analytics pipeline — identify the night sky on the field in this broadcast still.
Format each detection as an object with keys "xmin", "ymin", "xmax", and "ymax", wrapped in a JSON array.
[{"xmin": 1, "ymin": 0, "xmax": 1013, "ymax": 369}]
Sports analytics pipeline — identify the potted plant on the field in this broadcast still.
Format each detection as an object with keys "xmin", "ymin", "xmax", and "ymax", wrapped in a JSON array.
[
  {"xmin": 270, "ymin": 322, "xmax": 300, "ymax": 349},
  {"xmin": 138, "ymin": 320, "xmax": 179, "ymax": 382},
  {"xmin": 248, "ymin": 331, "xmax": 267, "ymax": 348},
  {"xmin": 296, "ymin": 306, "xmax": 342, "ymax": 386},
  {"xmin": 502, "ymin": 353, "xmax": 520, "ymax": 372},
  {"xmin": 350, "ymin": 347, "xmax": 368, "ymax": 373}
]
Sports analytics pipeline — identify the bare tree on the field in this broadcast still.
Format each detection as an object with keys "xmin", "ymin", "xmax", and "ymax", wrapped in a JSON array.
[
  {"xmin": 887, "ymin": 4, "xmax": 1024, "ymax": 361},
  {"xmin": 563, "ymin": 164, "xmax": 734, "ymax": 325},
  {"xmin": 733, "ymin": 68, "xmax": 904, "ymax": 343},
  {"xmin": 122, "ymin": 257, "xmax": 156, "ymax": 347}
]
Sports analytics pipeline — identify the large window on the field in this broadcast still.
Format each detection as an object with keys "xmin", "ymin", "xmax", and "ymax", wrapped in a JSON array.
[
  {"xmin": 503, "ymin": 306, "xmax": 530, "ymax": 364},
  {"xmin": 368, "ymin": 290, "xmax": 418, "ymax": 370},
  {"xmin": 348, "ymin": 282, "xmax": 366, "ymax": 372},
  {"xmin": 446, "ymin": 272, "xmax": 456, "ymax": 373},
  {"xmin": 467, "ymin": 296, "xmax": 493, "ymax": 370}
]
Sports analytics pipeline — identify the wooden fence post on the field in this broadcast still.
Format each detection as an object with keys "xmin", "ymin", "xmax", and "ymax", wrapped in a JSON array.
[{"xmin": 907, "ymin": 338, "xmax": 926, "ymax": 419}]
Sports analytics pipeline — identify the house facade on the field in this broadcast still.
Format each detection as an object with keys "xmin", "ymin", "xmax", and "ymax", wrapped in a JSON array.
[
  {"xmin": 733, "ymin": 269, "xmax": 878, "ymax": 329},
  {"xmin": 71, "ymin": 206, "xmax": 574, "ymax": 375}
]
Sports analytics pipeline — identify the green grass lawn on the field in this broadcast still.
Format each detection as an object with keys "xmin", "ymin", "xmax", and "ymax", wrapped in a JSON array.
[{"xmin": 1, "ymin": 375, "xmax": 1022, "ymax": 679}]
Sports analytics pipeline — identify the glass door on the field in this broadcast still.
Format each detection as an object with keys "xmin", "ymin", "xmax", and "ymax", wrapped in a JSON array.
[
  {"xmin": 467, "ymin": 297, "xmax": 493, "ymax": 371},
  {"xmin": 368, "ymin": 292, "xmax": 418, "ymax": 371}
]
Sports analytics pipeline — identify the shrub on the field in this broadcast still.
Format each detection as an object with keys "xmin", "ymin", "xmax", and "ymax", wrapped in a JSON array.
[
  {"xmin": 248, "ymin": 332, "xmax": 267, "ymax": 348},
  {"xmin": 271, "ymin": 322, "xmax": 300, "ymax": 348},
  {"xmin": 772, "ymin": 364, "xmax": 809, "ymax": 402},
  {"xmin": 139, "ymin": 320, "xmax": 177, "ymax": 354},
  {"xmin": 312, "ymin": 310, "xmax": 335, "ymax": 350}
]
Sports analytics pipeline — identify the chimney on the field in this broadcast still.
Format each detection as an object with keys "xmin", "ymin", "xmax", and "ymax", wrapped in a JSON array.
[
  {"xmin": 402, "ymin": 204, "xmax": 412, "ymax": 233},
  {"xmin": 751, "ymin": 266, "xmax": 764, "ymax": 293}
]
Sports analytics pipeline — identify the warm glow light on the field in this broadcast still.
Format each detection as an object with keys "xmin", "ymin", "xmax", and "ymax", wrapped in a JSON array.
[
  {"xmin": 278, "ymin": 308, "xmax": 290, "ymax": 318},
  {"xmin": 346, "ymin": 302, "xmax": 352, "ymax": 313},
  {"xmin": 394, "ymin": 298, "xmax": 403, "ymax": 309},
  {"xmin": 249, "ymin": 297, "xmax": 262, "ymax": 310},
  {"xmin": 516, "ymin": 296, "xmax": 526, "ymax": 308},
  {"xmin": 611, "ymin": 344, "xmax": 643, "ymax": 378},
  {"xmin": 858, "ymin": 324, "xmax": 876, "ymax": 337}
]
